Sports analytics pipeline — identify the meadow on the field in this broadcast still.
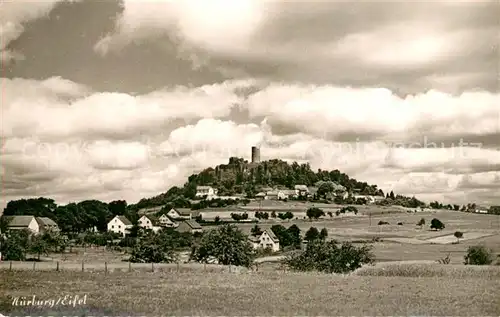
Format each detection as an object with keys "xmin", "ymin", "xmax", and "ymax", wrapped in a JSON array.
[{"xmin": 1, "ymin": 264, "xmax": 499, "ymax": 316}]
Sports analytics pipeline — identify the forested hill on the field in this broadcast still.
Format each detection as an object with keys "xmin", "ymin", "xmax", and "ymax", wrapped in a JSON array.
[{"xmin": 134, "ymin": 157, "xmax": 385, "ymax": 209}]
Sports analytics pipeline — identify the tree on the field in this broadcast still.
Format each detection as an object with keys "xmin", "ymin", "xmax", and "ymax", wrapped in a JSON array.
[
  {"xmin": 29, "ymin": 235, "xmax": 50, "ymax": 260},
  {"xmin": 304, "ymin": 227, "xmax": 320, "ymax": 242},
  {"xmin": 464, "ymin": 245, "xmax": 493, "ymax": 265},
  {"xmin": 327, "ymin": 211, "xmax": 333, "ymax": 218},
  {"xmin": 286, "ymin": 225, "xmax": 301, "ymax": 249},
  {"xmin": 129, "ymin": 233, "xmax": 178, "ymax": 263},
  {"xmin": 190, "ymin": 225, "xmax": 254, "ymax": 267},
  {"xmin": 430, "ymin": 218, "xmax": 445, "ymax": 230},
  {"xmin": 285, "ymin": 240, "xmax": 374, "ymax": 274},
  {"xmin": 306, "ymin": 207, "xmax": 325, "ymax": 220},
  {"xmin": 214, "ymin": 216, "xmax": 221, "ymax": 223},
  {"xmin": 417, "ymin": 218, "xmax": 425, "ymax": 228},
  {"xmin": 251, "ymin": 225, "xmax": 263, "ymax": 237},
  {"xmin": 271, "ymin": 211, "xmax": 277, "ymax": 218},
  {"xmin": 319, "ymin": 228, "xmax": 328, "ymax": 241},
  {"xmin": 317, "ymin": 182, "xmax": 334, "ymax": 198},
  {"xmin": 0, "ymin": 230, "xmax": 28, "ymax": 261},
  {"xmin": 454, "ymin": 231, "xmax": 463, "ymax": 243}
]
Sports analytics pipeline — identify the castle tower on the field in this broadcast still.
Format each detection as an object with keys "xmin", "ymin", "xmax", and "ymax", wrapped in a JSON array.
[{"xmin": 251, "ymin": 146, "xmax": 260, "ymax": 163}]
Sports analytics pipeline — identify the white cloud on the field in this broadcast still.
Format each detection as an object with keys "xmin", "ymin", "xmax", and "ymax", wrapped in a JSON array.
[
  {"xmin": 246, "ymin": 84, "xmax": 500, "ymax": 140},
  {"xmin": 1, "ymin": 76, "xmax": 500, "ymax": 210},
  {"xmin": 1, "ymin": 77, "xmax": 255, "ymax": 140},
  {"xmin": 94, "ymin": 0, "xmax": 270, "ymax": 56}
]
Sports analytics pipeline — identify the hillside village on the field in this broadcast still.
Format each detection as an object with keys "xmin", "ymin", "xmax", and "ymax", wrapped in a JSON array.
[{"xmin": 1, "ymin": 147, "xmax": 499, "ymax": 265}]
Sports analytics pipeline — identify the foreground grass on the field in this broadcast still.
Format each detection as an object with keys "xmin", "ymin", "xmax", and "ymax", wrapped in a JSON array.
[{"xmin": 1, "ymin": 266, "xmax": 499, "ymax": 316}]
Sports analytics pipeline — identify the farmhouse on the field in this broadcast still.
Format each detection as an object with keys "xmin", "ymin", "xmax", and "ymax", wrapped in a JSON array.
[
  {"xmin": 166, "ymin": 208, "xmax": 199, "ymax": 220},
  {"xmin": 248, "ymin": 230, "xmax": 280, "ymax": 252},
  {"xmin": 354, "ymin": 195, "xmax": 377, "ymax": 203},
  {"xmin": 282, "ymin": 189, "xmax": 298, "ymax": 199},
  {"xmin": 138, "ymin": 215, "xmax": 162, "ymax": 233},
  {"xmin": 176, "ymin": 220, "xmax": 203, "ymax": 234},
  {"xmin": 255, "ymin": 192, "xmax": 266, "ymax": 199},
  {"xmin": 107, "ymin": 215, "xmax": 133, "ymax": 237},
  {"xmin": 294, "ymin": 185, "xmax": 309, "ymax": 197},
  {"xmin": 195, "ymin": 186, "xmax": 218, "ymax": 199},
  {"xmin": 475, "ymin": 206, "xmax": 489, "ymax": 214},
  {"xmin": 158, "ymin": 214, "xmax": 177, "ymax": 227},
  {"xmin": 35, "ymin": 217, "xmax": 59, "ymax": 233},
  {"xmin": 3, "ymin": 215, "xmax": 41, "ymax": 235},
  {"xmin": 265, "ymin": 190, "xmax": 287, "ymax": 200}
]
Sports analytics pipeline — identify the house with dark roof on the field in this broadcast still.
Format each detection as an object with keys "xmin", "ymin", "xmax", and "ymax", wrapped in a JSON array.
[
  {"xmin": 3, "ymin": 215, "xmax": 40, "ymax": 234},
  {"xmin": 248, "ymin": 229, "xmax": 280, "ymax": 252},
  {"xmin": 35, "ymin": 217, "xmax": 59, "ymax": 233},
  {"xmin": 158, "ymin": 214, "xmax": 177, "ymax": 228},
  {"xmin": 138, "ymin": 215, "xmax": 162, "ymax": 233},
  {"xmin": 166, "ymin": 208, "xmax": 199, "ymax": 220},
  {"xmin": 107, "ymin": 215, "xmax": 133, "ymax": 237},
  {"xmin": 176, "ymin": 220, "xmax": 203, "ymax": 234}
]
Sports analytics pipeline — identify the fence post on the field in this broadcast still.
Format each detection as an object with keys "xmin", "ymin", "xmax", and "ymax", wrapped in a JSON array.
[
  {"xmin": 104, "ymin": 262, "xmax": 107, "ymax": 275},
  {"xmin": 32, "ymin": 261, "xmax": 36, "ymax": 271},
  {"xmin": 81, "ymin": 260, "xmax": 84, "ymax": 272},
  {"xmin": 9, "ymin": 261, "xmax": 12, "ymax": 271},
  {"xmin": 56, "ymin": 261, "xmax": 59, "ymax": 272},
  {"xmin": 128, "ymin": 261, "xmax": 131, "ymax": 273},
  {"xmin": 176, "ymin": 262, "xmax": 180, "ymax": 272},
  {"xmin": 151, "ymin": 262, "xmax": 154, "ymax": 272}
]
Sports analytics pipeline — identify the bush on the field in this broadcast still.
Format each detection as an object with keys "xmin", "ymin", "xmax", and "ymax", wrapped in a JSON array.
[
  {"xmin": 285, "ymin": 240, "xmax": 374, "ymax": 273},
  {"xmin": 464, "ymin": 245, "xmax": 493, "ymax": 265},
  {"xmin": 430, "ymin": 218, "xmax": 445, "ymax": 230},
  {"xmin": 190, "ymin": 224, "xmax": 254, "ymax": 267}
]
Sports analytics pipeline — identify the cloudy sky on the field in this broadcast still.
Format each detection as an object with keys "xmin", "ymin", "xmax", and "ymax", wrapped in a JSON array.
[{"xmin": 1, "ymin": 0, "xmax": 499, "ymax": 209}]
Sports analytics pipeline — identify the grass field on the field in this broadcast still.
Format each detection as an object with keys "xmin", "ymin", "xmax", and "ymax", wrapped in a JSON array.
[
  {"xmin": 21, "ymin": 207, "xmax": 500, "ymax": 266},
  {"xmin": 1, "ymin": 264, "xmax": 499, "ymax": 316}
]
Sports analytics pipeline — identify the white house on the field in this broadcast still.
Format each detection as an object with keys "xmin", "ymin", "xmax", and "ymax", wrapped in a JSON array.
[
  {"xmin": 354, "ymin": 195, "xmax": 377, "ymax": 203},
  {"xmin": 294, "ymin": 185, "xmax": 309, "ymax": 197},
  {"xmin": 282, "ymin": 189, "xmax": 298, "ymax": 199},
  {"xmin": 195, "ymin": 186, "xmax": 218, "ymax": 198},
  {"xmin": 3, "ymin": 215, "xmax": 40, "ymax": 235},
  {"xmin": 248, "ymin": 230, "xmax": 280, "ymax": 252},
  {"xmin": 107, "ymin": 215, "xmax": 133, "ymax": 237},
  {"xmin": 166, "ymin": 208, "xmax": 198, "ymax": 220},
  {"xmin": 138, "ymin": 215, "xmax": 162, "ymax": 233},
  {"xmin": 158, "ymin": 214, "xmax": 177, "ymax": 227},
  {"xmin": 265, "ymin": 190, "xmax": 287, "ymax": 200},
  {"xmin": 475, "ymin": 206, "xmax": 489, "ymax": 214}
]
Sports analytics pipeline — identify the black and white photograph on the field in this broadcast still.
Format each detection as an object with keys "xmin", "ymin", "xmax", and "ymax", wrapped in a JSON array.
[{"xmin": 0, "ymin": 0, "xmax": 499, "ymax": 315}]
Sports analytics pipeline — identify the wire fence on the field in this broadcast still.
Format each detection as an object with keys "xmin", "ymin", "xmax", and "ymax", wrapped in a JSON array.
[{"xmin": 0, "ymin": 260, "xmax": 283, "ymax": 274}]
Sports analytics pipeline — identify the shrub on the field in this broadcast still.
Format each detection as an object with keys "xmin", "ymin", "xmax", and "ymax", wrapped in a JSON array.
[
  {"xmin": 454, "ymin": 231, "xmax": 463, "ymax": 243},
  {"xmin": 285, "ymin": 240, "xmax": 374, "ymax": 274},
  {"xmin": 416, "ymin": 218, "xmax": 425, "ymax": 227},
  {"xmin": 190, "ymin": 224, "xmax": 254, "ymax": 267},
  {"xmin": 304, "ymin": 227, "xmax": 320, "ymax": 242},
  {"xmin": 397, "ymin": 222, "xmax": 403, "ymax": 225},
  {"xmin": 430, "ymin": 218, "xmax": 445, "ymax": 230},
  {"xmin": 464, "ymin": 245, "xmax": 493, "ymax": 265}
]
